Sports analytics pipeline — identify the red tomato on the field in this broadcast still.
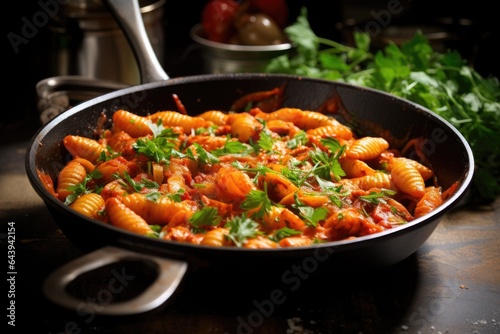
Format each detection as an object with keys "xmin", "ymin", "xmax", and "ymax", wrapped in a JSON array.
[
  {"xmin": 248, "ymin": 0, "xmax": 288, "ymax": 28},
  {"xmin": 201, "ymin": 0, "xmax": 240, "ymax": 43}
]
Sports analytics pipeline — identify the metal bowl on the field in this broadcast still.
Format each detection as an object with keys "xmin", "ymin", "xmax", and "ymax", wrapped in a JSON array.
[{"xmin": 190, "ymin": 24, "xmax": 292, "ymax": 74}]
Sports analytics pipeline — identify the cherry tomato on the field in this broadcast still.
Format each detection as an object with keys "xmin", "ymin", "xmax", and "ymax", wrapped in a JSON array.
[
  {"xmin": 201, "ymin": 0, "xmax": 240, "ymax": 43},
  {"xmin": 237, "ymin": 13, "xmax": 286, "ymax": 45},
  {"xmin": 248, "ymin": 0, "xmax": 288, "ymax": 28}
]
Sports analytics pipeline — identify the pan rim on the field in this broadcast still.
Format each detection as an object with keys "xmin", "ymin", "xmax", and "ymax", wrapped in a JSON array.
[{"xmin": 25, "ymin": 73, "xmax": 475, "ymax": 256}]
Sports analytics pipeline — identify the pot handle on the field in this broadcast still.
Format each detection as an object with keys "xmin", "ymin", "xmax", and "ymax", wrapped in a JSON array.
[
  {"xmin": 102, "ymin": 0, "xmax": 170, "ymax": 83},
  {"xmin": 43, "ymin": 246, "xmax": 188, "ymax": 315}
]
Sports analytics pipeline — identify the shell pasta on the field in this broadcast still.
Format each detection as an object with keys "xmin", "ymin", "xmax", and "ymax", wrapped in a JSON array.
[{"xmin": 40, "ymin": 106, "xmax": 449, "ymax": 248}]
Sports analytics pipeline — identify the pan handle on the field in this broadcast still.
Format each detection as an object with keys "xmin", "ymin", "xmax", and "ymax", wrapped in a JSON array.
[
  {"xmin": 102, "ymin": 0, "xmax": 170, "ymax": 83},
  {"xmin": 43, "ymin": 246, "xmax": 188, "ymax": 315}
]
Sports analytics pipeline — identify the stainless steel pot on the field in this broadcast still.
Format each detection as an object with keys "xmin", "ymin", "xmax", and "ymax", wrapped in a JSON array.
[{"xmin": 47, "ymin": 0, "xmax": 166, "ymax": 85}]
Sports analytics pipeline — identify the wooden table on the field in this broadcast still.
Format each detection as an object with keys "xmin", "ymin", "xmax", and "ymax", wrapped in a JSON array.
[{"xmin": 1, "ymin": 133, "xmax": 499, "ymax": 334}]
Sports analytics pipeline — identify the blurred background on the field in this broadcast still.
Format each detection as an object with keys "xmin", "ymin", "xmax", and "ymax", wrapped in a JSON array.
[{"xmin": 4, "ymin": 0, "xmax": 498, "ymax": 143}]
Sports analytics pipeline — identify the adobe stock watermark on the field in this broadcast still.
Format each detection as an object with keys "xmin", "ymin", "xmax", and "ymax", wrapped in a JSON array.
[
  {"xmin": 352, "ymin": 0, "xmax": 411, "ymax": 38},
  {"xmin": 7, "ymin": 0, "xmax": 70, "ymax": 54},
  {"xmin": 405, "ymin": 127, "xmax": 449, "ymax": 164},
  {"xmin": 227, "ymin": 247, "xmax": 334, "ymax": 334},
  {"xmin": 407, "ymin": 276, "xmax": 463, "ymax": 332}
]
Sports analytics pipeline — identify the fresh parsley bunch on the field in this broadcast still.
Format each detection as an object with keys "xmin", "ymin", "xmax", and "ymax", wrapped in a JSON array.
[{"xmin": 266, "ymin": 8, "xmax": 500, "ymax": 204}]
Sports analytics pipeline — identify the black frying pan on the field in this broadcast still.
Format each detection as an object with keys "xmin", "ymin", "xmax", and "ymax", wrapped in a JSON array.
[{"xmin": 24, "ymin": 0, "xmax": 474, "ymax": 315}]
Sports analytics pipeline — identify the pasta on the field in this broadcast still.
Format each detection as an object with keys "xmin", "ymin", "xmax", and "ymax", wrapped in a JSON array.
[
  {"xmin": 41, "ymin": 102, "xmax": 451, "ymax": 248},
  {"xmin": 69, "ymin": 193, "xmax": 105, "ymax": 219}
]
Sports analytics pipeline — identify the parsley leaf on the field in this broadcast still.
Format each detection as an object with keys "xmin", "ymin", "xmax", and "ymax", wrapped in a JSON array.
[
  {"xmin": 295, "ymin": 205, "xmax": 328, "ymax": 227},
  {"xmin": 271, "ymin": 227, "xmax": 302, "ymax": 242},
  {"xmin": 133, "ymin": 137, "xmax": 180, "ymax": 163},
  {"xmin": 286, "ymin": 130, "xmax": 307, "ymax": 149},
  {"xmin": 65, "ymin": 170, "xmax": 103, "ymax": 205},
  {"xmin": 188, "ymin": 207, "xmax": 221, "ymax": 230},
  {"xmin": 97, "ymin": 145, "xmax": 121, "ymax": 162},
  {"xmin": 186, "ymin": 143, "xmax": 219, "ymax": 165},
  {"xmin": 240, "ymin": 184, "xmax": 273, "ymax": 219},
  {"xmin": 211, "ymin": 137, "xmax": 252, "ymax": 156},
  {"xmin": 359, "ymin": 189, "xmax": 397, "ymax": 204},
  {"xmin": 118, "ymin": 171, "xmax": 159, "ymax": 194},
  {"xmin": 132, "ymin": 120, "xmax": 181, "ymax": 164},
  {"xmin": 224, "ymin": 216, "xmax": 260, "ymax": 247},
  {"xmin": 257, "ymin": 130, "xmax": 274, "ymax": 152},
  {"xmin": 309, "ymin": 144, "xmax": 346, "ymax": 182}
]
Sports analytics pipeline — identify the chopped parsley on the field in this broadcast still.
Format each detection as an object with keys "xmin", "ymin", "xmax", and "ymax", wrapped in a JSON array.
[
  {"xmin": 189, "ymin": 207, "xmax": 221, "ymax": 230},
  {"xmin": 359, "ymin": 189, "xmax": 397, "ymax": 204},
  {"xmin": 65, "ymin": 169, "xmax": 103, "ymax": 205},
  {"xmin": 132, "ymin": 120, "xmax": 182, "ymax": 164},
  {"xmin": 224, "ymin": 216, "xmax": 261, "ymax": 247},
  {"xmin": 240, "ymin": 184, "xmax": 273, "ymax": 219},
  {"xmin": 271, "ymin": 227, "xmax": 302, "ymax": 242}
]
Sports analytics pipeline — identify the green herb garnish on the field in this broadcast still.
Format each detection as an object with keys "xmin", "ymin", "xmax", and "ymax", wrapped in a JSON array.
[
  {"xmin": 132, "ymin": 120, "xmax": 182, "ymax": 164},
  {"xmin": 359, "ymin": 189, "xmax": 397, "ymax": 204},
  {"xmin": 266, "ymin": 7, "xmax": 500, "ymax": 203},
  {"xmin": 65, "ymin": 170, "xmax": 103, "ymax": 205},
  {"xmin": 188, "ymin": 207, "xmax": 221, "ymax": 230},
  {"xmin": 240, "ymin": 184, "xmax": 273, "ymax": 219},
  {"xmin": 224, "ymin": 216, "xmax": 261, "ymax": 247}
]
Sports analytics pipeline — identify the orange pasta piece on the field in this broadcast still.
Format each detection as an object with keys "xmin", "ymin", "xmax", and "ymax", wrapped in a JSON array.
[
  {"xmin": 227, "ymin": 112, "xmax": 263, "ymax": 143},
  {"xmin": 185, "ymin": 135, "xmax": 228, "ymax": 151},
  {"xmin": 263, "ymin": 108, "xmax": 344, "ymax": 130},
  {"xmin": 112, "ymin": 109, "xmax": 153, "ymax": 138},
  {"xmin": 243, "ymin": 236, "xmax": 279, "ymax": 248},
  {"xmin": 72, "ymin": 158, "xmax": 95, "ymax": 173},
  {"xmin": 414, "ymin": 186, "xmax": 443, "ymax": 218},
  {"xmin": 263, "ymin": 172, "xmax": 299, "ymax": 203},
  {"xmin": 95, "ymin": 156, "xmax": 136, "ymax": 183},
  {"xmin": 341, "ymin": 172, "xmax": 394, "ymax": 192},
  {"xmin": 120, "ymin": 193, "xmax": 195, "ymax": 225},
  {"xmin": 63, "ymin": 135, "xmax": 104, "ymax": 164},
  {"xmin": 340, "ymin": 157, "xmax": 376, "ymax": 178},
  {"xmin": 391, "ymin": 157, "xmax": 426, "ymax": 198},
  {"xmin": 70, "ymin": 193, "xmax": 105, "ymax": 219},
  {"xmin": 106, "ymin": 130, "xmax": 137, "ymax": 159},
  {"xmin": 295, "ymin": 193, "xmax": 329, "ymax": 208},
  {"xmin": 100, "ymin": 179, "xmax": 130, "ymax": 200},
  {"xmin": 400, "ymin": 157, "xmax": 434, "ymax": 181},
  {"xmin": 57, "ymin": 160, "xmax": 87, "ymax": 201},
  {"xmin": 262, "ymin": 206, "xmax": 305, "ymax": 232},
  {"xmin": 148, "ymin": 111, "xmax": 213, "ymax": 134},
  {"xmin": 306, "ymin": 124, "xmax": 353, "ymax": 140},
  {"xmin": 200, "ymin": 228, "xmax": 232, "ymax": 247},
  {"xmin": 161, "ymin": 225, "xmax": 193, "ymax": 242},
  {"xmin": 105, "ymin": 197, "xmax": 155, "ymax": 236},
  {"xmin": 201, "ymin": 196, "xmax": 233, "ymax": 218},
  {"xmin": 215, "ymin": 166, "xmax": 256, "ymax": 202},
  {"xmin": 324, "ymin": 207, "xmax": 366, "ymax": 239},
  {"xmin": 346, "ymin": 137, "xmax": 389, "ymax": 160},
  {"xmin": 197, "ymin": 110, "xmax": 229, "ymax": 125},
  {"xmin": 279, "ymin": 236, "xmax": 313, "ymax": 248},
  {"xmin": 266, "ymin": 119, "xmax": 301, "ymax": 137}
]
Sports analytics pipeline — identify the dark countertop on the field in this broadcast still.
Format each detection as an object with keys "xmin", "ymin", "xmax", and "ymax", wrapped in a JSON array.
[{"xmin": 1, "ymin": 134, "xmax": 499, "ymax": 334}]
